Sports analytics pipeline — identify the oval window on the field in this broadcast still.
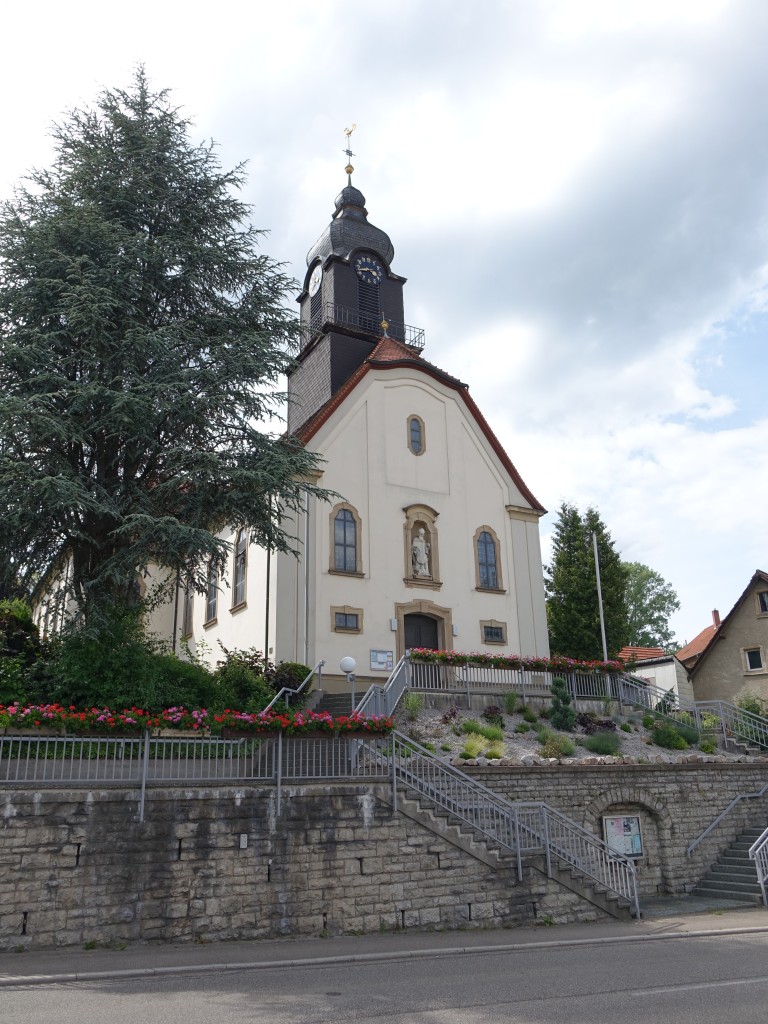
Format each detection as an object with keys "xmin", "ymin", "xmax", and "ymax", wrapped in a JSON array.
[{"xmin": 408, "ymin": 416, "xmax": 424, "ymax": 455}]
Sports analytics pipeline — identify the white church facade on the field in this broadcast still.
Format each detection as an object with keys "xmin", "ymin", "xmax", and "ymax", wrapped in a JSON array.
[{"xmin": 165, "ymin": 179, "xmax": 550, "ymax": 687}]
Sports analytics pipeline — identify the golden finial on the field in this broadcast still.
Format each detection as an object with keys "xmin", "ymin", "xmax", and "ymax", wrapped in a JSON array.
[
  {"xmin": 381, "ymin": 317, "xmax": 389, "ymax": 338},
  {"xmin": 343, "ymin": 124, "xmax": 357, "ymax": 183}
]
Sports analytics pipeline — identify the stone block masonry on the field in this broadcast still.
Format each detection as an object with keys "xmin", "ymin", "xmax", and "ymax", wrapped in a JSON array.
[
  {"xmin": 4, "ymin": 762, "xmax": 767, "ymax": 949},
  {"xmin": 0, "ymin": 784, "xmax": 591, "ymax": 950},
  {"xmin": 468, "ymin": 762, "xmax": 768, "ymax": 897}
]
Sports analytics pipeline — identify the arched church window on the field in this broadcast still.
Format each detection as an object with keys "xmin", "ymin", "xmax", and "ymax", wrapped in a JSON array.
[
  {"xmin": 408, "ymin": 415, "xmax": 425, "ymax": 455},
  {"xmin": 475, "ymin": 529, "xmax": 502, "ymax": 590},
  {"xmin": 334, "ymin": 509, "xmax": 357, "ymax": 573},
  {"xmin": 233, "ymin": 529, "xmax": 247, "ymax": 608}
]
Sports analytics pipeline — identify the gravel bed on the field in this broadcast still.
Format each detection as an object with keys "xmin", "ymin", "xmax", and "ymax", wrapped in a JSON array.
[{"xmin": 393, "ymin": 701, "xmax": 768, "ymax": 766}]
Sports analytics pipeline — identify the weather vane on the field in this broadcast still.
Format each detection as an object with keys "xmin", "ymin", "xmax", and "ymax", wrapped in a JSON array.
[{"xmin": 343, "ymin": 124, "xmax": 356, "ymax": 184}]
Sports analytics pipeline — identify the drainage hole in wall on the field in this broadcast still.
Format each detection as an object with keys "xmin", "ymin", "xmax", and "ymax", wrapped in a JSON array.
[{"xmin": 21, "ymin": 912, "xmax": 28, "ymax": 936}]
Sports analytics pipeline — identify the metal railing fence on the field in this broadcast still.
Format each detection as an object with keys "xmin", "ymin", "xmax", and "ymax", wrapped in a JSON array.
[
  {"xmin": 401, "ymin": 659, "xmax": 768, "ymax": 753},
  {"xmin": 0, "ymin": 732, "xmax": 392, "ymax": 818},
  {"xmin": 749, "ymin": 827, "xmax": 768, "ymax": 907},
  {"xmin": 263, "ymin": 659, "xmax": 325, "ymax": 712},
  {"xmin": 387, "ymin": 731, "xmax": 639, "ymax": 917},
  {"xmin": 0, "ymin": 726, "xmax": 639, "ymax": 914},
  {"xmin": 686, "ymin": 783, "xmax": 768, "ymax": 857},
  {"xmin": 355, "ymin": 656, "xmax": 409, "ymax": 717}
]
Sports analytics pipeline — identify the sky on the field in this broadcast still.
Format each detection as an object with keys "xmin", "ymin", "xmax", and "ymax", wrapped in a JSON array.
[{"xmin": 1, "ymin": 0, "xmax": 765, "ymax": 646}]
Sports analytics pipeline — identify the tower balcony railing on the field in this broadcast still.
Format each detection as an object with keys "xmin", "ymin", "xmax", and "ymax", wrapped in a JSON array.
[{"xmin": 303, "ymin": 302, "xmax": 425, "ymax": 353}]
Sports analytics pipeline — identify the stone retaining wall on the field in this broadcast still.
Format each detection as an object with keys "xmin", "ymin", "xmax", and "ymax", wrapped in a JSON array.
[
  {"xmin": 3, "ymin": 761, "xmax": 767, "ymax": 949},
  {"xmin": 465, "ymin": 762, "xmax": 768, "ymax": 896},
  {"xmin": 0, "ymin": 784, "xmax": 596, "ymax": 951}
]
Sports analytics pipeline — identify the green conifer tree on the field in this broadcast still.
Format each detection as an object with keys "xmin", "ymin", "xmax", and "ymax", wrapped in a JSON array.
[
  {"xmin": 0, "ymin": 70, "xmax": 325, "ymax": 624},
  {"xmin": 545, "ymin": 503, "xmax": 629, "ymax": 660}
]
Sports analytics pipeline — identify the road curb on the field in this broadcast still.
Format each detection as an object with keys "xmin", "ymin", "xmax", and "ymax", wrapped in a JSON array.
[{"xmin": 3, "ymin": 924, "xmax": 768, "ymax": 987}]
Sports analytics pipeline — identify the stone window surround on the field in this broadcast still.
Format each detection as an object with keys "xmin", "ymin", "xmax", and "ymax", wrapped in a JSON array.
[
  {"xmin": 472, "ymin": 524, "xmax": 506, "ymax": 593},
  {"xmin": 407, "ymin": 413, "xmax": 426, "ymax": 456},
  {"xmin": 480, "ymin": 618, "xmax": 507, "ymax": 645},
  {"xmin": 743, "ymin": 646, "xmax": 766, "ymax": 674},
  {"xmin": 331, "ymin": 605, "xmax": 364, "ymax": 633},
  {"xmin": 403, "ymin": 503, "xmax": 441, "ymax": 590},
  {"xmin": 328, "ymin": 502, "xmax": 364, "ymax": 576}
]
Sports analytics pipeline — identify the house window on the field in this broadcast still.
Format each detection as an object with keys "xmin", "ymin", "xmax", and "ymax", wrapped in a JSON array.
[
  {"xmin": 408, "ymin": 415, "xmax": 425, "ymax": 455},
  {"xmin": 758, "ymin": 591, "xmax": 768, "ymax": 615},
  {"xmin": 331, "ymin": 605, "xmax": 363, "ymax": 633},
  {"xmin": 205, "ymin": 561, "xmax": 218, "ymax": 624},
  {"xmin": 481, "ymin": 620, "xmax": 507, "ymax": 645},
  {"xmin": 335, "ymin": 612, "xmax": 358, "ymax": 630},
  {"xmin": 182, "ymin": 589, "xmax": 194, "ymax": 637},
  {"xmin": 333, "ymin": 508, "xmax": 358, "ymax": 573},
  {"xmin": 233, "ymin": 529, "xmax": 247, "ymax": 608},
  {"xmin": 477, "ymin": 530, "xmax": 498, "ymax": 589},
  {"xmin": 745, "ymin": 648, "xmax": 765, "ymax": 672}
]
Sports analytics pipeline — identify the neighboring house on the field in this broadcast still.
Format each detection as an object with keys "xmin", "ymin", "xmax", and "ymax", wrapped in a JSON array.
[
  {"xmin": 616, "ymin": 646, "xmax": 693, "ymax": 703},
  {"xmin": 685, "ymin": 571, "xmax": 768, "ymax": 703},
  {"xmin": 126, "ymin": 176, "xmax": 550, "ymax": 686}
]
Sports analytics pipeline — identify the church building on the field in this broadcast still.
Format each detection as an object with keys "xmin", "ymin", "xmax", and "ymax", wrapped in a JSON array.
[{"xmin": 167, "ymin": 171, "xmax": 550, "ymax": 686}]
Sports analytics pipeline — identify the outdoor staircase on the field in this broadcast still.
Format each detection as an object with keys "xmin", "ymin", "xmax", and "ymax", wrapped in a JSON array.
[
  {"xmin": 381, "ymin": 789, "xmax": 635, "ymax": 920},
  {"xmin": 693, "ymin": 825, "xmax": 765, "ymax": 904},
  {"xmin": 313, "ymin": 692, "xmax": 358, "ymax": 716}
]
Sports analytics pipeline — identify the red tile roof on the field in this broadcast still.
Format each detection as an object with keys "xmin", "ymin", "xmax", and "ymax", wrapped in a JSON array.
[
  {"xmin": 676, "ymin": 626, "xmax": 717, "ymax": 665},
  {"xmin": 616, "ymin": 646, "xmax": 666, "ymax": 663},
  {"xmin": 292, "ymin": 334, "xmax": 546, "ymax": 514}
]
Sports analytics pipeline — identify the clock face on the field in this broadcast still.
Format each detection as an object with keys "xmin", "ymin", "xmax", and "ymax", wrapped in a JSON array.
[
  {"xmin": 308, "ymin": 264, "xmax": 323, "ymax": 297},
  {"xmin": 354, "ymin": 254, "xmax": 384, "ymax": 285}
]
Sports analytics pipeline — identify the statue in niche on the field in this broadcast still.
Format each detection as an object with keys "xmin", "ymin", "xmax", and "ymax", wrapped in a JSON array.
[{"xmin": 411, "ymin": 527, "xmax": 431, "ymax": 578}]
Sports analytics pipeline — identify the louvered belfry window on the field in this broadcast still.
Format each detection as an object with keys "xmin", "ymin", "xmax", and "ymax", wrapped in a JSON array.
[{"xmin": 357, "ymin": 279, "xmax": 381, "ymax": 333}]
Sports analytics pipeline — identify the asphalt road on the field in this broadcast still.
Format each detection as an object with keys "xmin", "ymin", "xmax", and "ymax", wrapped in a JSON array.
[{"xmin": 5, "ymin": 928, "xmax": 768, "ymax": 1024}]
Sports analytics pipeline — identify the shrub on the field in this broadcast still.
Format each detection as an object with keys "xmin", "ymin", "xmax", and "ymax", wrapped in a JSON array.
[
  {"xmin": 440, "ymin": 743, "xmax": 452, "ymax": 752},
  {"xmin": 654, "ymin": 688, "xmax": 677, "ymax": 715},
  {"xmin": 651, "ymin": 723, "xmax": 688, "ymax": 750},
  {"xmin": 402, "ymin": 691, "xmax": 423, "ymax": 722},
  {"xmin": 537, "ymin": 729, "xmax": 576, "ymax": 758},
  {"xmin": 583, "ymin": 732, "xmax": 620, "ymax": 755},
  {"xmin": 642, "ymin": 714, "xmax": 655, "ymax": 729},
  {"xmin": 620, "ymin": 722, "xmax": 632, "ymax": 733},
  {"xmin": 700, "ymin": 712, "xmax": 721, "ymax": 732},
  {"xmin": 538, "ymin": 705, "xmax": 550, "ymax": 719},
  {"xmin": 675, "ymin": 723, "xmax": 700, "ymax": 746},
  {"xmin": 441, "ymin": 705, "xmax": 460, "ymax": 724},
  {"xmin": 522, "ymin": 707, "xmax": 538, "ymax": 724},
  {"xmin": 548, "ymin": 676, "xmax": 575, "ymax": 731},
  {"xmin": 485, "ymin": 743, "xmax": 505, "ymax": 759},
  {"xmin": 0, "ymin": 600, "xmax": 45, "ymax": 704},
  {"xmin": 699, "ymin": 738, "xmax": 717, "ymax": 754},
  {"xmin": 515, "ymin": 722, "xmax": 531, "ymax": 734},
  {"xmin": 502, "ymin": 691, "xmax": 518, "ymax": 715},
  {"xmin": 463, "ymin": 720, "xmax": 504, "ymax": 741},
  {"xmin": 737, "ymin": 692, "xmax": 766, "ymax": 717},
  {"xmin": 482, "ymin": 705, "xmax": 504, "ymax": 728},
  {"xmin": 461, "ymin": 735, "xmax": 486, "ymax": 758}
]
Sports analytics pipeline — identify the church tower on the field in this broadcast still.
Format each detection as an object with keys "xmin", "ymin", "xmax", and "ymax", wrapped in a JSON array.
[{"xmin": 289, "ymin": 147, "xmax": 424, "ymax": 433}]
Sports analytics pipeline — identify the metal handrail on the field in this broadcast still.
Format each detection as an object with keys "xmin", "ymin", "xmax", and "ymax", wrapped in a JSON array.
[
  {"xmin": 384, "ymin": 729, "xmax": 639, "ymax": 917},
  {"xmin": 305, "ymin": 303, "xmax": 426, "ymax": 351},
  {"xmin": 687, "ymin": 783, "xmax": 768, "ymax": 857},
  {"xmin": 355, "ymin": 656, "xmax": 409, "ymax": 717},
  {"xmin": 749, "ymin": 827, "xmax": 768, "ymax": 906},
  {"xmin": 263, "ymin": 659, "xmax": 325, "ymax": 712}
]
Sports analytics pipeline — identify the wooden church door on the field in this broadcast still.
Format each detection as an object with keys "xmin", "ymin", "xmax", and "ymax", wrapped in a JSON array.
[{"xmin": 403, "ymin": 613, "xmax": 439, "ymax": 651}]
